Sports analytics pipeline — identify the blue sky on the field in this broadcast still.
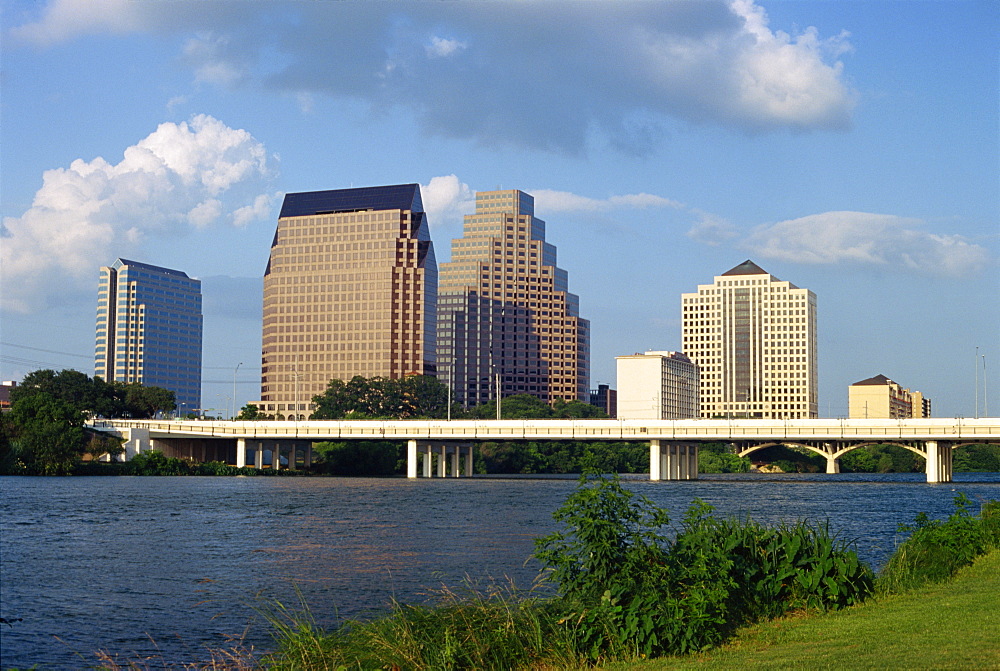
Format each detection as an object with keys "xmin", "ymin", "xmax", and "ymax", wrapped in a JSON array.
[{"xmin": 2, "ymin": 0, "xmax": 997, "ymax": 418}]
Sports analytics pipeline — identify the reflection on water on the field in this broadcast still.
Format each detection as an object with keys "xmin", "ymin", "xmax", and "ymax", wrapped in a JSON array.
[{"xmin": 1, "ymin": 473, "xmax": 997, "ymax": 669}]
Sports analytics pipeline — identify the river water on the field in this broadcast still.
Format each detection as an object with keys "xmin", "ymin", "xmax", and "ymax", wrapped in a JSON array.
[{"xmin": 2, "ymin": 473, "xmax": 998, "ymax": 669}]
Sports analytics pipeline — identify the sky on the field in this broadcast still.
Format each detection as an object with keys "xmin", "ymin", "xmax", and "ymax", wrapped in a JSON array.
[{"xmin": 1, "ymin": 0, "xmax": 997, "ymax": 419}]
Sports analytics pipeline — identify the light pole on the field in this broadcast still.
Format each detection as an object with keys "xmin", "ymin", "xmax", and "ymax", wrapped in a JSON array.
[
  {"xmin": 233, "ymin": 362, "xmax": 243, "ymax": 420},
  {"xmin": 975, "ymin": 346, "xmax": 980, "ymax": 419},
  {"xmin": 984, "ymin": 354, "xmax": 989, "ymax": 417}
]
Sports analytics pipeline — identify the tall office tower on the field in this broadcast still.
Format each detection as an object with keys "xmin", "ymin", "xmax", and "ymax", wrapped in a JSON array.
[
  {"xmin": 95, "ymin": 258, "xmax": 203, "ymax": 412},
  {"xmin": 616, "ymin": 351, "xmax": 700, "ymax": 419},
  {"xmin": 681, "ymin": 260, "xmax": 817, "ymax": 419},
  {"xmin": 437, "ymin": 189, "xmax": 589, "ymax": 407},
  {"xmin": 259, "ymin": 184, "xmax": 437, "ymax": 418}
]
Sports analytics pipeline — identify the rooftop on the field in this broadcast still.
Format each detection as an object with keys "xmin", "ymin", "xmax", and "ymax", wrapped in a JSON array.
[{"xmin": 279, "ymin": 184, "xmax": 423, "ymax": 219}]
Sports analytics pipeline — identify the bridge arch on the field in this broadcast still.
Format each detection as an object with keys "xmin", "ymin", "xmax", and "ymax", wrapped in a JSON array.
[{"xmin": 736, "ymin": 440, "xmax": 930, "ymax": 465}]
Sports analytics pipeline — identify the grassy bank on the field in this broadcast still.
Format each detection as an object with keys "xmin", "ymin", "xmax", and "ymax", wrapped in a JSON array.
[{"xmin": 627, "ymin": 548, "xmax": 1000, "ymax": 670}]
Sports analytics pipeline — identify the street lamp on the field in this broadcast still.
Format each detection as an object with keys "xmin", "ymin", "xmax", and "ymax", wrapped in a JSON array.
[{"xmin": 233, "ymin": 362, "xmax": 243, "ymax": 420}]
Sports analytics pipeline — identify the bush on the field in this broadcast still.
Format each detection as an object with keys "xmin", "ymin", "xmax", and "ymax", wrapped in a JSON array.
[
  {"xmin": 877, "ymin": 494, "xmax": 1000, "ymax": 595},
  {"xmin": 534, "ymin": 475, "xmax": 872, "ymax": 662}
]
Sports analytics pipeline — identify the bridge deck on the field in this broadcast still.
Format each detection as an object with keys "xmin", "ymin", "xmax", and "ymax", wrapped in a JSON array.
[{"xmin": 93, "ymin": 418, "xmax": 1000, "ymax": 443}]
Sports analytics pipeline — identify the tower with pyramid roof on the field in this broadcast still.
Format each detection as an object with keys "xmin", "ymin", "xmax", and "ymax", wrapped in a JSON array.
[{"xmin": 681, "ymin": 260, "xmax": 817, "ymax": 419}]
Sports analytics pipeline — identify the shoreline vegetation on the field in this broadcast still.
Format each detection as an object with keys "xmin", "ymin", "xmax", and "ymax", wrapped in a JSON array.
[{"xmin": 67, "ymin": 477, "xmax": 999, "ymax": 670}]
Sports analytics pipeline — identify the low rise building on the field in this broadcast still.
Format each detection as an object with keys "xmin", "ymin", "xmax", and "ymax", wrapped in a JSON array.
[
  {"xmin": 616, "ymin": 351, "xmax": 700, "ymax": 419},
  {"xmin": 848, "ymin": 374, "xmax": 931, "ymax": 418}
]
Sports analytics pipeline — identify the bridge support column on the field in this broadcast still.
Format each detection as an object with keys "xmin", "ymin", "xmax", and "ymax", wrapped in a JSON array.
[
  {"xmin": 649, "ymin": 440, "xmax": 661, "ymax": 481},
  {"xmin": 273, "ymin": 442, "xmax": 281, "ymax": 471},
  {"xmin": 650, "ymin": 441, "xmax": 699, "ymax": 481},
  {"xmin": 254, "ymin": 442, "xmax": 264, "ymax": 469},
  {"xmin": 826, "ymin": 456, "xmax": 840, "ymax": 474},
  {"xmin": 423, "ymin": 443, "xmax": 433, "ymax": 477},
  {"xmin": 465, "ymin": 444, "xmax": 474, "ymax": 476},
  {"xmin": 451, "ymin": 448, "xmax": 460, "ymax": 478},
  {"xmin": 236, "ymin": 439, "xmax": 247, "ymax": 468},
  {"xmin": 407, "ymin": 439, "xmax": 418, "ymax": 478},
  {"xmin": 926, "ymin": 441, "xmax": 953, "ymax": 483}
]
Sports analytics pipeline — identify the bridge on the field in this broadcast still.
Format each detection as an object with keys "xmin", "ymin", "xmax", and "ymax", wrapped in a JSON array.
[{"xmin": 91, "ymin": 417, "xmax": 1000, "ymax": 483}]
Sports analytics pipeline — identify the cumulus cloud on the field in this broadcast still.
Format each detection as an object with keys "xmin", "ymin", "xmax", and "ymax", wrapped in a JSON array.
[
  {"xmin": 7, "ymin": 0, "xmax": 857, "ymax": 155},
  {"xmin": 420, "ymin": 175, "xmax": 475, "ymax": 229},
  {"xmin": 1, "ymin": 114, "xmax": 272, "ymax": 312},
  {"xmin": 744, "ymin": 211, "xmax": 992, "ymax": 277}
]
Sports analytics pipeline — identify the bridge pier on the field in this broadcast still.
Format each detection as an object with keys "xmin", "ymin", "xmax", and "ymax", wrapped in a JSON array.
[
  {"xmin": 826, "ymin": 456, "xmax": 840, "ymax": 474},
  {"xmin": 649, "ymin": 440, "xmax": 698, "ymax": 481},
  {"xmin": 925, "ymin": 441, "xmax": 953, "ymax": 483},
  {"xmin": 407, "ymin": 440, "xmax": 473, "ymax": 478}
]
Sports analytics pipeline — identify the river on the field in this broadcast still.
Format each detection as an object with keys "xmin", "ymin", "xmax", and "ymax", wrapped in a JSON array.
[{"xmin": 1, "ymin": 473, "xmax": 998, "ymax": 669}]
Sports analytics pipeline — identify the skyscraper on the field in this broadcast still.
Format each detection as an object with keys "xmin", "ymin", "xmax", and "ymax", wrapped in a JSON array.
[
  {"xmin": 259, "ymin": 184, "xmax": 437, "ymax": 418},
  {"xmin": 681, "ymin": 260, "xmax": 817, "ymax": 419},
  {"xmin": 95, "ymin": 258, "xmax": 203, "ymax": 412},
  {"xmin": 437, "ymin": 189, "xmax": 589, "ymax": 407}
]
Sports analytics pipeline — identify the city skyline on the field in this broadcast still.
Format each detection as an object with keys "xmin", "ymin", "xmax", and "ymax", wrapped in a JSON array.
[{"xmin": 1, "ymin": 0, "xmax": 997, "ymax": 418}]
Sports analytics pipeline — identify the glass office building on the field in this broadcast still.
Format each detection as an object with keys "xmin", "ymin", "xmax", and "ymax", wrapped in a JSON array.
[
  {"xmin": 437, "ymin": 189, "xmax": 590, "ymax": 407},
  {"xmin": 95, "ymin": 259, "xmax": 203, "ymax": 413},
  {"xmin": 259, "ymin": 184, "xmax": 437, "ymax": 418}
]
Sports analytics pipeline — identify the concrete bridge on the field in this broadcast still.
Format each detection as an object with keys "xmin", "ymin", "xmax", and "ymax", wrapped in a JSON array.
[{"xmin": 90, "ymin": 417, "xmax": 1000, "ymax": 483}]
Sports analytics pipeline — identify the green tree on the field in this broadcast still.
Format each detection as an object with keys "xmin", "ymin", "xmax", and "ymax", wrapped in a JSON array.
[
  {"xmin": 122, "ymin": 383, "xmax": 176, "ymax": 418},
  {"xmin": 312, "ymin": 375, "xmax": 451, "ymax": 419},
  {"xmin": 9, "ymin": 391, "xmax": 88, "ymax": 475},
  {"xmin": 236, "ymin": 403, "xmax": 272, "ymax": 420},
  {"xmin": 552, "ymin": 398, "xmax": 606, "ymax": 418},
  {"xmin": 470, "ymin": 393, "xmax": 554, "ymax": 419}
]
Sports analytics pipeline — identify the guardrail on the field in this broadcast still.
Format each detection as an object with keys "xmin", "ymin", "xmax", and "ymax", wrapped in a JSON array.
[{"xmin": 91, "ymin": 418, "xmax": 1000, "ymax": 443}]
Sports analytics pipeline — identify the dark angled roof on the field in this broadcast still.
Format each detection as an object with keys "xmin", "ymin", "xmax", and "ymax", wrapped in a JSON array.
[
  {"xmin": 721, "ymin": 259, "xmax": 769, "ymax": 276},
  {"xmin": 279, "ymin": 184, "xmax": 423, "ymax": 219},
  {"xmin": 852, "ymin": 374, "xmax": 893, "ymax": 386},
  {"xmin": 113, "ymin": 258, "xmax": 190, "ymax": 278}
]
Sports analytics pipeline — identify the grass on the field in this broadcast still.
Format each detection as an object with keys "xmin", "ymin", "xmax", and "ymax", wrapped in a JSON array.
[{"xmin": 622, "ymin": 549, "xmax": 1000, "ymax": 671}]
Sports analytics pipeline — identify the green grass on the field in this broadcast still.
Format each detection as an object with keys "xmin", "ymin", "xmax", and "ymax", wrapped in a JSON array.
[{"xmin": 622, "ymin": 549, "xmax": 1000, "ymax": 670}]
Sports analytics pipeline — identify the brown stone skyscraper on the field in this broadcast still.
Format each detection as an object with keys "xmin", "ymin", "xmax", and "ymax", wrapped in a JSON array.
[
  {"xmin": 437, "ymin": 189, "xmax": 589, "ymax": 407},
  {"xmin": 259, "ymin": 184, "xmax": 437, "ymax": 418}
]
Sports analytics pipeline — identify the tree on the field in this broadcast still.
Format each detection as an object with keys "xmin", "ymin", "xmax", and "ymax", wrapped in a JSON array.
[
  {"xmin": 311, "ymin": 375, "xmax": 451, "ymax": 419},
  {"xmin": 122, "ymin": 383, "xmax": 175, "ymax": 418},
  {"xmin": 9, "ymin": 391, "xmax": 88, "ymax": 475},
  {"xmin": 470, "ymin": 393, "xmax": 553, "ymax": 419},
  {"xmin": 236, "ymin": 403, "xmax": 272, "ymax": 420},
  {"xmin": 553, "ymin": 399, "xmax": 606, "ymax": 418}
]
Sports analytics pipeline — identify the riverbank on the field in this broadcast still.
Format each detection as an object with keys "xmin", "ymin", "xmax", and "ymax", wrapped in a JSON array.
[{"xmin": 623, "ymin": 548, "xmax": 1000, "ymax": 670}]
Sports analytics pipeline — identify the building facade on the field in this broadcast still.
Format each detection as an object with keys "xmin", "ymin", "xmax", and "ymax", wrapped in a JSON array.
[
  {"xmin": 95, "ymin": 258, "xmax": 203, "ymax": 412},
  {"xmin": 588, "ymin": 384, "xmax": 618, "ymax": 418},
  {"xmin": 259, "ymin": 184, "xmax": 437, "ymax": 418},
  {"xmin": 437, "ymin": 189, "xmax": 589, "ymax": 407},
  {"xmin": 681, "ymin": 260, "xmax": 817, "ymax": 419},
  {"xmin": 849, "ymin": 374, "xmax": 932, "ymax": 418},
  {"xmin": 616, "ymin": 351, "xmax": 700, "ymax": 419}
]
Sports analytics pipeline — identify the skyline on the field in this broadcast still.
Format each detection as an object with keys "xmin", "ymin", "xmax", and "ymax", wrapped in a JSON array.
[{"xmin": 1, "ymin": 0, "xmax": 997, "ymax": 418}]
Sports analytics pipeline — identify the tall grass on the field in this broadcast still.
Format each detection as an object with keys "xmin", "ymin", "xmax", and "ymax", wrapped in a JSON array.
[
  {"xmin": 258, "ymin": 579, "xmax": 581, "ymax": 670},
  {"xmin": 876, "ymin": 493, "xmax": 1000, "ymax": 595}
]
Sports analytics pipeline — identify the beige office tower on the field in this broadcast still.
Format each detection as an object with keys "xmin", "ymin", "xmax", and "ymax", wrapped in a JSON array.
[
  {"xmin": 437, "ymin": 189, "xmax": 590, "ymax": 407},
  {"xmin": 681, "ymin": 260, "xmax": 817, "ymax": 419},
  {"xmin": 259, "ymin": 184, "xmax": 437, "ymax": 418}
]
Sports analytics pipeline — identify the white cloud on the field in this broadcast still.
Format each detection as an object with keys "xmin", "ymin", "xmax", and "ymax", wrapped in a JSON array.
[
  {"xmin": 8, "ymin": 0, "xmax": 144, "ymax": 46},
  {"xmin": 420, "ymin": 175, "xmax": 475, "ymax": 229},
  {"xmin": 7, "ymin": 0, "xmax": 857, "ymax": 154},
  {"xmin": 427, "ymin": 36, "xmax": 466, "ymax": 58},
  {"xmin": 744, "ymin": 211, "xmax": 992, "ymax": 276},
  {"xmin": 232, "ymin": 193, "xmax": 277, "ymax": 228},
  {"xmin": 686, "ymin": 210, "xmax": 739, "ymax": 246},
  {"xmin": 183, "ymin": 32, "xmax": 247, "ymax": 87},
  {"xmin": 534, "ymin": 190, "xmax": 682, "ymax": 213},
  {"xmin": 0, "ymin": 114, "xmax": 271, "ymax": 313}
]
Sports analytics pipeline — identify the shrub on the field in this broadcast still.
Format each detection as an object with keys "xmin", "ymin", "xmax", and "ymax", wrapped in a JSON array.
[
  {"xmin": 534, "ymin": 475, "xmax": 872, "ymax": 662},
  {"xmin": 877, "ymin": 493, "xmax": 1000, "ymax": 595}
]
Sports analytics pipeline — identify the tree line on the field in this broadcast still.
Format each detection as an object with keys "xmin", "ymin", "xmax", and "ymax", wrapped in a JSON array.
[{"xmin": 1, "ymin": 369, "xmax": 176, "ymax": 475}]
